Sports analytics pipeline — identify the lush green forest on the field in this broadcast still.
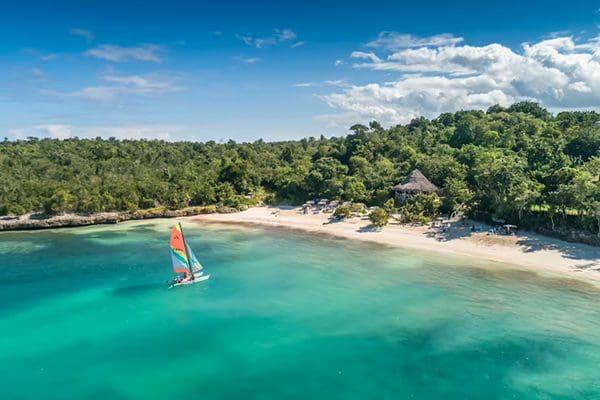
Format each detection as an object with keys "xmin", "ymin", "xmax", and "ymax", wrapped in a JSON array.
[{"xmin": 1, "ymin": 102, "xmax": 599, "ymax": 236}]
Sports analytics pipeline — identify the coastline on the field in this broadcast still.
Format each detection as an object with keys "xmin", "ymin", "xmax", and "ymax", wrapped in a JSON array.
[
  {"xmin": 192, "ymin": 206, "xmax": 600, "ymax": 284},
  {"xmin": 0, "ymin": 206, "xmax": 235, "ymax": 232},
  {"xmin": 3, "ymin": 205, "xmax": 599, "ymax": 285}
]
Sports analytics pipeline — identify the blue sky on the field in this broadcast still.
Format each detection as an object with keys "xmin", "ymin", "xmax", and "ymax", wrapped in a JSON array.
[{"xmin": 2, "ymin": 0, "xmax": 600, "ymax": 141}]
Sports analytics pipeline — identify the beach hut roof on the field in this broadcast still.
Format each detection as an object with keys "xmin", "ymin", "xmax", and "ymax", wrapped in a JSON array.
[{"xmin": 393, "ymin": 169, "xmax": 439, "ymax": 193}]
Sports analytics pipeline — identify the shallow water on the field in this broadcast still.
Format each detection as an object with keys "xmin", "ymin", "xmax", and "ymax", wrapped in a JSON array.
[{"xmin": 1, "ymin": 221, "xmax": 599, "ymax": 399}]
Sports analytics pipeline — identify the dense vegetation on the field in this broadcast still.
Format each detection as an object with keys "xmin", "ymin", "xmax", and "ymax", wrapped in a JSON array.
[{"xmin": 1, "ymin": 102, "xmax": 599, "ymax": 236}]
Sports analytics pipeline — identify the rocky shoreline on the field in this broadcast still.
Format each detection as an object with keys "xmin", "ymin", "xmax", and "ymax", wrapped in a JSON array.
[{"xmin": 0, "ymin": 206, "xmax": 238, "ymax": 232}]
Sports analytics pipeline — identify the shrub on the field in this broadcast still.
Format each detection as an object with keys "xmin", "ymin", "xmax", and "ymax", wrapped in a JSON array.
[
  {"xmin": 383, "ymin": 198, "xmax": 397, "ymax": 214},
  {"xmin": 369, "ymin": 207, "xmax": 389, "ymax": 228},
  {"xmin": 349, "ymin": 202, "xmax": 367, "ymax": 214},
  {"xmin": 334, "ymin": 205, "xmax": 351, "ymax": 219},
  {"xmin": 401, "ymin": 193, "xmax": 441, "ymax": 224}
]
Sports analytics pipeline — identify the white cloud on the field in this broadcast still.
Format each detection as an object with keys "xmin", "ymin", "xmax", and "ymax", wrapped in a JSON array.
[
  {"xmin": 238, "ymin": 28, "xmax": 298, "ymax": 48},
  {"xmin": 274, "ymin": 28, "xmax": 297, "ymax": 42},
  {"xmin": 7, "ymin": 128, "xmax": 26, "ymax": 139},
  {"xmin": 85, "ymin": 44, "xmax": 164, "ymax": 63},
  {"xmin": 12, "ymin": 124, "xmax": 182, "ymax": 140},
  {"xmin": 70, "ymin": 73, "xmax": 182, "ymax": 101},
  {"xmin": 366, "ymin": 32, "xmax": 463, "ymax": 51},
  {"xmin": 324, "ymin": 80, "xmax": 349, "ymax": 87},
  {"xmin": 234, "ymin": 57, "xmax": 260, "ymax": 64},
  {"xmin": 72, "ymin": 86, "xmax": 121, "ymax": 101},
  {"xmin": 34, "ymin": 124, "xmax": 72, "ymax": 139},
  {"xmin": 320, "ymin": 32, "xmax": 600, "ymax": 127},
  {"xmin": 334, "ymin": 59, "xmax": 345, "ymax": 66},
  {"xmin": 70, "ymin": 28, "xmax": 94, "ymax": 42},
  {"xmin": 350, "ymin": 51, "xmax": 382, "ymax": 63},
  {"xmin": 290, "ymin": 41, "xmax": 305, "ymax": 48},
  {"xmin": 22, "ymin": 48, "xmax": 60, "ymax": 61},
  {"xmin": 40, "ymin": 54, "xmax": 59, "ymax": 61},
  {"xmin": 294, "ymin": 82, "xmax": 314, "ymax": 87},
  {"xmin": 102, "ymin": 73, "xmax": 180, "ymax": 92},
  {"xmin": 81, "ymin": 125, "xmax": 179, "ymax": 140}
]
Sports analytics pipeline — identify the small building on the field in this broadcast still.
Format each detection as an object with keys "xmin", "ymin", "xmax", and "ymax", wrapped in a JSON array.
[{"xmin": 393, "ymin": 169, "xmax": 440, "ymax": 202}]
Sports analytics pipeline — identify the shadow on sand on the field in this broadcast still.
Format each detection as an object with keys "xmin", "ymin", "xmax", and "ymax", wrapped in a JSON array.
[
  {"xmin": 357, "ymin": 224, "xmax": 379, "ymax": 233},
  {"xmin": 425, "ymin": 220, "xmax": 600, "ymax": 269}
]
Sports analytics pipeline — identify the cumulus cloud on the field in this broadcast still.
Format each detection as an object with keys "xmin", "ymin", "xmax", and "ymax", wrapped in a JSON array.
[
  {"xmin": 320, "ymin": 33, "xmax": 600, "ymax": 127},
  {"xmin": 85, "ymin": 44, "xmax": 164, "ymax": 63},
  {"xmin": 238, "ymin": 28, "xmax": 298, "ymax": 48}
]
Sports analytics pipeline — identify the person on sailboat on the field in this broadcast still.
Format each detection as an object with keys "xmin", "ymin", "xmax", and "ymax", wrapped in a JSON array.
[{"xmin": 169, "ymin": 223, "xmax": 210, "ymax": 286}]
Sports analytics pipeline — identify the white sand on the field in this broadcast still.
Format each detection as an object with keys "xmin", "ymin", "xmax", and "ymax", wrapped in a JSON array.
[{"xmin": 191, "ymin": 206, "xmax": 600, "ymax": 284}]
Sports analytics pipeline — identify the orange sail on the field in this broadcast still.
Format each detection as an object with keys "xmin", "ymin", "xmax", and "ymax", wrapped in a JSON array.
[{"xmin": 170, "ymin": 223, "xmax": 190, "ymax": 274}]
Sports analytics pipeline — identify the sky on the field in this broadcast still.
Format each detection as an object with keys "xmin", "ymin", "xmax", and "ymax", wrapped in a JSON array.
[{"xmin": 2, "ymin": 0, "xmax": 600, "ymax": 142}]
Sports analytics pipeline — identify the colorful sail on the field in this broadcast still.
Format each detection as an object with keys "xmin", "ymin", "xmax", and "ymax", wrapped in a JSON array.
[
  {"xmin": 170, "ymin": 224, "xmax": 190, "ymax": 274},
  {"xmin": 186, "ymin": 242, "xmax": 203, "ymax": 274}
]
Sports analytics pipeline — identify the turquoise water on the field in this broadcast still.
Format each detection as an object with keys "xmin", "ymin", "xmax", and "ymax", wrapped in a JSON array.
[{"xmin": 1, "ymin": 221, "xmax": 600, "ymax": 399}]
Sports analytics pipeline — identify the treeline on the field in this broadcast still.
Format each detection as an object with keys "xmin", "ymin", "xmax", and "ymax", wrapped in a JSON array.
[{"xmin": 1, "ymin": 102, "xmax": 599, "ymax": 236}]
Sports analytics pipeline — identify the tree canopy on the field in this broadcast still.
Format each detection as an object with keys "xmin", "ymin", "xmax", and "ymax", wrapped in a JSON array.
[{"xmin": 1, "ymin": 102, "xmax": 599, "ymax": 236}]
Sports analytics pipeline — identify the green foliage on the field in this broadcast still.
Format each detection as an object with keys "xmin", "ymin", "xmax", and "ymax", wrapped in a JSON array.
[
  {"xmin": 507, "ymin": 101, "xmax": 552, "ymax": 119},
  {"xmin": 334, "ymin": 205, "xmax": 351, "ymax": 219},
  {"xmin": 441, "ymin": 177, "xmax": 474, "ymax": 214},
  {"xmin": 383, "ymin": 198, "xmax": 396, "ymax": 214},
  {"xmin": 369, "ymin": 207, "xmax": 389, "ymax": 228},
  {"xmin": 0, "ymin": 103, "xmax": 599, "ymax": 238},
  {"xmin": 349, "ymin": 202, "xmax": 367, "ymax": 215},
  {"xmin": 401, "ymin": 193, "xmax": 441, "ymax": 224}
]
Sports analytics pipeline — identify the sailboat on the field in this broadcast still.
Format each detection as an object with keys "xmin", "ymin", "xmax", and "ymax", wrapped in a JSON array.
[{"xmin": 169, "ymin": 223, "xmax": 210, "ymax": 287}]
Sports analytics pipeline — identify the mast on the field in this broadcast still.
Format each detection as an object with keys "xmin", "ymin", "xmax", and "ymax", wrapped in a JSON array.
[{"xmin": 178, "ymin": 222, "xmax": 194, "ymax": 277}]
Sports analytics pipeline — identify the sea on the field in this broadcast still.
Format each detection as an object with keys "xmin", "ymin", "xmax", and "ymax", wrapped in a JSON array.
[{"xmin": 1, "ymin": 220, "xmax": 599, "ymax": 399}]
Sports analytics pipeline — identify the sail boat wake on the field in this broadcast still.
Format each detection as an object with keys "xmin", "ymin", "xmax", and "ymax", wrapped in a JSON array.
[{"xmin": 169, "ymin": 223, "xmax": 210, "ymax": 287}]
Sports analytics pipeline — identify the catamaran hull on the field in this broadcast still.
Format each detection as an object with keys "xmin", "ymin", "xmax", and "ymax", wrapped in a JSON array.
[{"xmin": 170, "ymin": 274, "xmax": 210, "ymax": 288}]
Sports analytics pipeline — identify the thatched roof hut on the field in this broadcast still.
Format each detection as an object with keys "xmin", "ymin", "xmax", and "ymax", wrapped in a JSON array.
[{"xmin": 393, "ymin": 169, "xmax": 439, "ymax": 201}]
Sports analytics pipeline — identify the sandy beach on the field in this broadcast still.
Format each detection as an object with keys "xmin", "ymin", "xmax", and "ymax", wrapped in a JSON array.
[{"xmin": 192, "ymin": 206, "xmax": 600, "ymax": 283}]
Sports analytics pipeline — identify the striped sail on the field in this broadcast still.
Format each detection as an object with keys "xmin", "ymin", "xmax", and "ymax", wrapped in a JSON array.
[
  {"xmin": 186, "ymin": 242, "xmax": 203, "ymax": 274},
  {"xmin": 170, "ymin": 224, "xmax": 190, "ymax": 274}
]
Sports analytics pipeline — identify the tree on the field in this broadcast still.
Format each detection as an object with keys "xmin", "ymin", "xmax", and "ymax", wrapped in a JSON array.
[
  {"xmin": 591, "ymin": 201, "xmax": 600, "ymax": 238},
  {"xmin": 44, "ymin": 189, "xmax": 75, "ymax": 214},
  {"xmin": 401, "ymin": 193, "xmax": 441, "ymax": 224},
  {"xmin": 369, "ymin": 207, "xmax": 389, "ymax": 228},
  {"xmin": 565, "ymin": 127, "xmax": 600, "ymax": 161},
  {"xmin": 486, "ymin": 104, "xmax": 506, "ymax": 114},
  {"xmin": 0, "ymin": 102, "xmax": 599, "ymax": 241},
  {"xmin": 383, "ymin": 198, "xmax": 396, "ymax": 214},
  {"xmin": 334, "ymin": 205, "xmax": 351, "ymax": 219},
  {"xmin": 442, "ymin": 177, "xmax": 474, "ymax": 214},
  {"xmin": 508, "ymin": 102, "xmax": 551, "ymax": 119}
]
